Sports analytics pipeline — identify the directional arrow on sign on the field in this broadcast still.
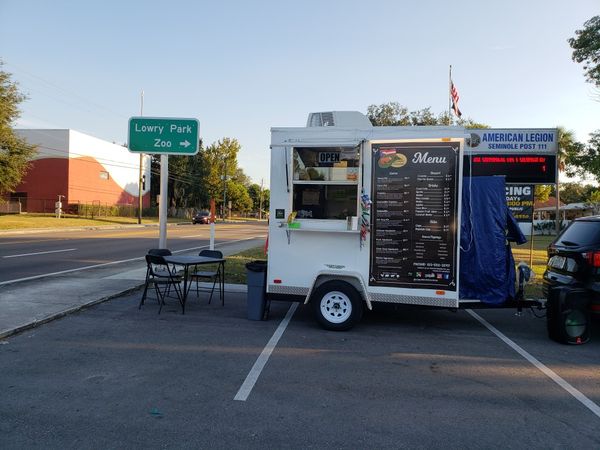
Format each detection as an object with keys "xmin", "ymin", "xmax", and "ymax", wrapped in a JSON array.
[{"xmin": 180, "ymin": 140, "xmax": 191, "ymax": 148}]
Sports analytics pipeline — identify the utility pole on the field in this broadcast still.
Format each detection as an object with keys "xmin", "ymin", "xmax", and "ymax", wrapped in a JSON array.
[
  {"xmin": 259, "ymin": 178, "xmax": 264, "ymax": 220},
  {"xmin": 137, "ymin": 90, "xmax": 144, "ymax": 224},
  {"xmin": 222, "ymin": 158, "xmax": 228, "ymax": 220}
]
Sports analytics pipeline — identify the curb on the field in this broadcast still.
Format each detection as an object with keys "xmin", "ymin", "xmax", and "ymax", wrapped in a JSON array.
[
  {"xmin": 0, "ymin": 282, "xmax": 249, "ymax": 341},
  {"xmin": 0, "ymin": 285, "xmax": 142, "ymax": 340}
]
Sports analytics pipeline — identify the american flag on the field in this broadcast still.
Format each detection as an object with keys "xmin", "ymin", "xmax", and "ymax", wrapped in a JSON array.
[{"xmin": 450, "ymin": 81, "xmax": 462, "ymax": 118}]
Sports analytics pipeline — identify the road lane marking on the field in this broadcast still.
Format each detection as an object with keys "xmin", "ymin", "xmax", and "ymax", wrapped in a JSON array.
[
  {"xmin": 180, "ymin": 231, "xmax": 264, "ymax": 239},
  {"xmin": 234, "ymin": 303, "xmax": 298, "ymax": 402},
  {"xmin": 0, "ymin": 238, "xmax": 69, "ymax": 245},
  {"xmin": 466, "ymin": 309, "xmax": 600, "ymax": 419},
  {"xmin": 0, "ymin": 236, "xmax": 265, "ymax": 286},
  {"xmin": 3, "ymin": 248, "xmax": 77, "ymax": 258}
]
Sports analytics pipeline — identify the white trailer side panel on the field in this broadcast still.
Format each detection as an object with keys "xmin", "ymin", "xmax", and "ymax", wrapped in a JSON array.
[{"xmin": 267, "ymin": 125, "xmax": 468, "ymax": 309}]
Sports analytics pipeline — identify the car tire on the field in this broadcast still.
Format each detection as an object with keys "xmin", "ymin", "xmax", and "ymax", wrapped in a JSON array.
[{"xmin": 311, "ymin": 280, "xmax": 363, "ymax": 331}]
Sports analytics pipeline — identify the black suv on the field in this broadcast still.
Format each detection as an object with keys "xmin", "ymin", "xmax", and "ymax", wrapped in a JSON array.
[{"xmin": 543, "ymin": 216, "xmax": 600, "ymax": 316}]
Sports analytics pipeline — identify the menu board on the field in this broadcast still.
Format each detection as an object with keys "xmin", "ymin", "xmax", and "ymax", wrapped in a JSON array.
[{"xmin": 369, "ymin": 142, "xmax": 460, "ymax": 290}]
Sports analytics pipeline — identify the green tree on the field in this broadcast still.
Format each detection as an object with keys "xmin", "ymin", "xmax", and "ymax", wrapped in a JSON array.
[
  {"xmin": 168, "ymin": 154, "xmax": 192, "ymax": 208},
  {"xmin": 535, "ymin": 185, "xmax": 552, "ymax": 202},
  {"xmin": 247, "ymin": 183, "xmax": 261, "ymax": 211},
  {"xmin": 0, "ymin": 62, "xmax": 37, "ymax": 197},
  {"xmin": 457, "ymin": 118, "xmax": 490, "ymax": 129},
  {"xmin": 552, "ymin": 126, "xmax": 580, "ymax": 215},
  {"xmin": 568, "ymin": 15, "xmax": 600, "ymax": 89},
  {"xmin": 231, "ymin": 167, "xmax": 251, "ymax": 187},
  {"xmin": 261, "ymin": 188, "xmax": 270, "ymax": 212},
  {"xmin": 248, "ymin": 183, "xmax": 270, "ymax": 216},
  {"xmin": 586, "ymin": 189, "xmax": 600, "ymax": 214},
  {"xmin": 367, "ymin": 102, "xmax": 487, "ymax": 128},
  {"xmin": 185, "ymin": 150, "xmax": 210, "ymax": 208},
  {"xmin": 566, "ymin": 131, "xmax": 600, "ymax": 183},
  {"xmin": 557, "ymin": 127, "xmax": 579, "ymax": 173},
  {"xmin": 559, "ymin": 182, "xmax": 596, "ymax": 204},
  {"xmin": 202, "ymin": 137, "xmax": 243, "ymax": 214},
  {"xmin": 367, "ymin": 103, "xmax": 442, "ymax": 126},
  {"xmin": 367, "ymin": 102, "xmax": 410, "ymax": 126},
  {"xmin": 226, "ymin": 181, "xmax": 253, "ymax": 212}
]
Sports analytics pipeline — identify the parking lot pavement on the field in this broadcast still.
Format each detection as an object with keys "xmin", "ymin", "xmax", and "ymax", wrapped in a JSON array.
[{"xmin": 1, "ymin": 291, "xmax": 599, "ymax": 449}]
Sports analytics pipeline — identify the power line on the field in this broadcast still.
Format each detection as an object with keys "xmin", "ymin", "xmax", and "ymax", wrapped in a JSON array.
[
  {"xmin": 6, "ymin": 61, "xmax": 129, "ymax": 121},
  {"xmin": 24, "ymin": 143, "xmax": 201, "ymax": 186}
]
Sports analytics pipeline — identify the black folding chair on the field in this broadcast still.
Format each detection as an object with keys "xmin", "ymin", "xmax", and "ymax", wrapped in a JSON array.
[
  {"xmin": 190, "ymin": 250, "xmax": 224, "ymax": 305},
  {"xmin": 139, "ymin": 253, "xmax": 184, "ymax": 314},
  {"xmin": 147, "ymin": 248, "xmax": 174, "ymax": 273}
]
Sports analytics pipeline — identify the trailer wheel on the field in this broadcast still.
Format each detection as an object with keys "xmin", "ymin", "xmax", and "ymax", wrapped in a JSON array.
[{"xmin": 311, "ymin": 281, "xmax": 363, "ymax": 331}]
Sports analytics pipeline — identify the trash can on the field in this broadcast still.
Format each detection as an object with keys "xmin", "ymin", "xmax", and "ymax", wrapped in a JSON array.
[{"xmin": 246, "ymin": 260, "xmax": 268, "ymax": 320}]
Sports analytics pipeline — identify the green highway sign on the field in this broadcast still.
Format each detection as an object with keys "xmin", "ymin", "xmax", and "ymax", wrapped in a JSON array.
[{"xmin": 128, "ymin": 117, "xmax": 200, "ymax": 155}]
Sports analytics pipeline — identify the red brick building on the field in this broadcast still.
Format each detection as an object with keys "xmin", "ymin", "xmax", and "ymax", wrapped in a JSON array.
[{"xmin": 10, "ymin": 129, "xmax": 151, "ymax": 212}]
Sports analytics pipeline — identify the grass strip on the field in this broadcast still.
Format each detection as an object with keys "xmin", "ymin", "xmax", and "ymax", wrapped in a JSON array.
[{"xmin": 219, "ymin": 246, "xmax": 266, "ymax": 284}]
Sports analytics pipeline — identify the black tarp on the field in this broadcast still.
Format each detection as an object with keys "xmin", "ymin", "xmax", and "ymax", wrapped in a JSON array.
[{"xmin": 459, "ymin": 176, "xmax": 526, "ymax": 304}]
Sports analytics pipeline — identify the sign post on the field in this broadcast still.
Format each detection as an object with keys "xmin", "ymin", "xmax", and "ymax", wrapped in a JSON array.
[
  {"xmin": 128, "ymin": 117, "xmax": 200, "ymax": 248},
  {"xmin": 159, "ymin": 154, "xmax": 168, "ymax": 248}
]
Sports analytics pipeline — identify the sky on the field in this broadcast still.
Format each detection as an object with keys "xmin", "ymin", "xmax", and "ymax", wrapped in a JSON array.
[{"xmin": 1, "ymin": 0, "xmax": 598, "ymax": 187}]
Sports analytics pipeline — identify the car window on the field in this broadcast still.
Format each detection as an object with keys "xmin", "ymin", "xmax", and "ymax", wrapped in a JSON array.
[{"xmin": 555, "ymin": 221, "xmax": 600, "ymax": 247}]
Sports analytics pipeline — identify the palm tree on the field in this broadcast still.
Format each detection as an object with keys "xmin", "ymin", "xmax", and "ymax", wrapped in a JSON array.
[
  {"xmin": 555, "ymin": 127, "xmax": 578, "ymax": 233},
  {"xmin": 557, "ymin": 127, "xmax": 576, "ymax": 172}
]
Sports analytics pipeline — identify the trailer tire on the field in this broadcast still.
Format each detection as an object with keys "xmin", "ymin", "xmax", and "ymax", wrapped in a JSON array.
[{"xmin": 311, "ymin": 281, "xmax": 363, "ymax": 331}]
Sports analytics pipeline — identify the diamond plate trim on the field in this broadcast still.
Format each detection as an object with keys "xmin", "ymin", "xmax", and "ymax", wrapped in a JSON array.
[
  {"xmin": 370, "ymin": 292, "xmax": 457, "ymax": 308},
  {"xmin": 268, "ymin": 285, "xmax": 310, "ymax": 296}
]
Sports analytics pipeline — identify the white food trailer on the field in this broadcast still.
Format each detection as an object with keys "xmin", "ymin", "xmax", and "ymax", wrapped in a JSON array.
[{"xmin": 267, "ymin": 111, "xmax": 471, "ymax": 330}]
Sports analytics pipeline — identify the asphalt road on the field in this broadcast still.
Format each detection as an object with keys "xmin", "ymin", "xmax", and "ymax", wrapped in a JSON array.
[
  {"xmin": 1, "ymin": 221, "xmax": 598, "ymax": 448},
  {"xmin": 0, "ymin": 222, "xmax": 268, "ymax": 283},
  {"xmin": 1, "ymin": 291, "xmax": 598, "ymax": 449}
]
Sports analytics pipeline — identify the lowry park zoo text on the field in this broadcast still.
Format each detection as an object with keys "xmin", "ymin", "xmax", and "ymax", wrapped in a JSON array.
[
  {"xmin": 478, "ymin": 131, "xmax": 555, "ymax": 150},
  {"xmin": 134, "ymin": 123, "xmax": 193, "ymax": 135}
]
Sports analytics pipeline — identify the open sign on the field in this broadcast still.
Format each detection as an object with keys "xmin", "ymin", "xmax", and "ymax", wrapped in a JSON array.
[{"xmin": 318, "ymin": 152, "xmax": 340, "ymax": 164}]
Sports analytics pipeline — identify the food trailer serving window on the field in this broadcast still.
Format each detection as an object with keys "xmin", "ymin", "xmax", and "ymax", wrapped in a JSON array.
[{"xmin": 292, "ymin": 147, "xmax": 359, "ymax": 220}]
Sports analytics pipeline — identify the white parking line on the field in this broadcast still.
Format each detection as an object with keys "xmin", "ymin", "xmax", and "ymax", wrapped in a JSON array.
[
  {"xmin": 234, "ymin": 303, "xmax": 298, "ymax": 401},
  {"xmin": 466, "ymin": 309, "xmax": 600, "ymax": 419},
  {"xmin": 3, "ymin": 248, "xmax": 76, "ymax": 258}
]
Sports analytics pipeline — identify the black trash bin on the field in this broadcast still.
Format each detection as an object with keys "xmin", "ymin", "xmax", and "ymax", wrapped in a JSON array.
[{"xmin": 246, "ymin": 260, "xmax": 268, "ymax": 320}]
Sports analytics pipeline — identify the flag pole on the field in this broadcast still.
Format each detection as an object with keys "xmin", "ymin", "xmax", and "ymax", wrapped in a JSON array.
[{"xmin": 448, "ymin": 65, "xmax": 452, "ymax": 125}]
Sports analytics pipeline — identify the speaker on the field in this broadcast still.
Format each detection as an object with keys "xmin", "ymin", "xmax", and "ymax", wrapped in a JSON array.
[{"xmin": 547, "ymin": 287, "xmax": 591, "ymax": 345}]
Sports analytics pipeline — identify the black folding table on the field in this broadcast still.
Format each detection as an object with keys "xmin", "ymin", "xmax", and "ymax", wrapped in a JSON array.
[{"xmin": 163, "ymin": 254, "xmax": 225, "ymax": 313}]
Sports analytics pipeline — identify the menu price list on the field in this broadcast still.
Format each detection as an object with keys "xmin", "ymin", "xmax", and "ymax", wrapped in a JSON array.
[{"xmin": 369, "ymin": 143, "xmax": 459, "ymax": 290}]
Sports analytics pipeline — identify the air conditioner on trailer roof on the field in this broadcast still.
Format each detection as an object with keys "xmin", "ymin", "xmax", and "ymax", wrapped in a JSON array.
[{"xmin": 306, "ymin": 111, "xmax": 373, "ymax": 128}]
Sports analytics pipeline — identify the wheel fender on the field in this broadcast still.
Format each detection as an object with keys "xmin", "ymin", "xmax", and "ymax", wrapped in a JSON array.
[{"xmin": 304, "ymin": 271, "xmax": 372, "ymax": 310}]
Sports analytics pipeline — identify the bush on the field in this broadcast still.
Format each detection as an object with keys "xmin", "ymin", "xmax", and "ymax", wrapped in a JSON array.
[{"xmin": 69, "ymin": 203, "xmax": 138, "ymax": 218}]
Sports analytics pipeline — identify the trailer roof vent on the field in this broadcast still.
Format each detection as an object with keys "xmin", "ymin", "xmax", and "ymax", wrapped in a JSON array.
[
  {"xmin": 307, "ymin": 112, "xmax": 335, "ymax": 127},
  {"xmin": 307, "ymin": 111, "xmax": 372, "ymax": 128}
]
